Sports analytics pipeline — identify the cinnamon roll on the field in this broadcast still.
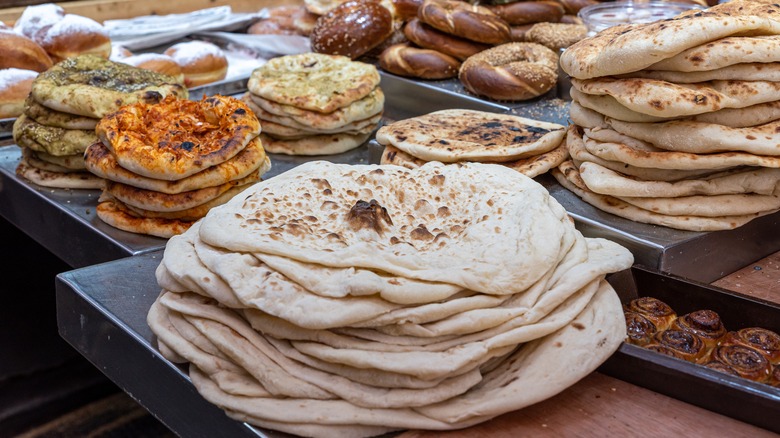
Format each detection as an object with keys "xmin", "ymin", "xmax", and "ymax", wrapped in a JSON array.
[
  {"xmin": 624, "ymin": 297, "xmax": 677, "ymax": 332},
  {"xmin": 769, "ymin": 365, "xmax": 780, "ymax": 388},
  {"xmin": 645, "ymin": 329, "xmax": 709, "ymax": 364},
  {"xmin": 708, "ymin": 344, "xmax": 771, "ymax": 383},
  {"xmin": 703, "ymin": 360, "xmax": 740, "ymax": 378},
  {"xmin": 720, "ymin": 328, "xmax": 780, "ymax": 365},
  {"xmin": 671, "ymin": 310, "xmax": 727, "ymax": 350},
  {"xmin": 625, "ymin": 311, "xmax": 658, "ymax": 346}
]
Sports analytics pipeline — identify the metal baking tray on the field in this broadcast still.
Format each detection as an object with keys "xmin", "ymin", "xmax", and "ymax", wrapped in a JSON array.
[{"xmin": 601, "ymin": 265, "xmax": 780, "ymax": 433}]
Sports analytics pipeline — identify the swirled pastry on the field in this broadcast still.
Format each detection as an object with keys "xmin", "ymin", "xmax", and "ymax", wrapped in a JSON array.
[
  {"xmin": 671, "ymin": 310, "xmax": 727, "ymax": 350},
  {"xmin": 624, "ymin": 297, "xmax": 677, "ymax": 332},
  {"xmin": 720, "ymin": 328, "xmax": 780, "ymax": 365},
  {"xmin": 645, "ymin": 329, "xmax": 709, "ymax": 364}
]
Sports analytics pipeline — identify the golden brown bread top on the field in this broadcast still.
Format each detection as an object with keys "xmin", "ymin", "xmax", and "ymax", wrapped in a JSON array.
[
  {"xmin": 311, "ymin": 0, "xmax": 396, "ymax": 59},
  {"xmin": 0, "ymin": 30, "xmax": 53, "ymax": 72}
]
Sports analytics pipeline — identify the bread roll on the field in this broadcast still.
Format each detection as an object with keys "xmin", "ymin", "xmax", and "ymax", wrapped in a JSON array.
[
  {"xmin": 379, "ymin": 43, "xmax": 460, "ymax": 79},
  {"xmin": 121, "ymin": 53, "xmax": 185, "ymax": 84},
  {"xmin": 487, "ymin": 1, "xmax": 565, "ymax": 26},
  {"xmin": 645, "ymin": 329, "xmax": 709, "ymax": 363},
  {"xmin": 37, "ymin": 14, "xmax": 112, "ymax": 63},
  {"xmin": 13, "ymin": 3, "xmax": 65, "ymax": 40},
  {"xmin": 403, "ymin": 18, "xmax": 489, "ymax": 61},
  {"xmin": 0, "ymin": 69, "xmax": 38, "ymax": 119},
  {"xmin": 624, "ymin": 297, "xmax": 677, "ymax": 332},
  {"xmin": 708, "ymin": 344, "xmax": 772, "ymax": 382},
  {"xmin": 165, "ymin": 41, "xmax": 228, "ymax": 87},
  {"xmin": 311, "ymin": 0, "xmax": 395, "ymax": 60},
  {"xmin": 671, "ymin": 310, "xmax": 727, "ymax": 350},
  {"xmin": 0, "ymin": 30, "xmax": 53, "ymax": 72}
]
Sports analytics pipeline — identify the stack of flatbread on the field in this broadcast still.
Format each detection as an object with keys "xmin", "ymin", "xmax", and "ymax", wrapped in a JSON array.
[
  {"xmin": 556, "ymin": 0, "xmax": 780, "ymax": 231},
  {"xmin": 148, "ymin": 160, "xmax": 634, "ymax": 437},
  {"xmin": 84, "ymin": 95, "xmax": 271, "ymax": 238},
  {"xmin": 242, "ymin": 52, "xmax": 383, "ymax": 156},
  {"xmin": 13, "ymin": 55, "xmax": 187, "ymax": 189},
  {"xmin": 377, "ymin": 109, "xmax": 568, "ymax": 178}
]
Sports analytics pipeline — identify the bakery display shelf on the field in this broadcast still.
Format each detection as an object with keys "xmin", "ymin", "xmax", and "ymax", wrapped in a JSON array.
[{"xmin": 602, "ymin": 266, "xmax": 780, "ymax": 433}]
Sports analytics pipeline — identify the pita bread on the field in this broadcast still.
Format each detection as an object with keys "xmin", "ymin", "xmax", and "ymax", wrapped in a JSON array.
[
  {"xmin": 32, "ymin": 55, "xmax": 188, "ymax": 118},
  {"xmin": 571, "ymin": 77, "xmax": 780, "ymax": 118},
  {"xmin": 116, "ymin": 184, "xmax": 254, "ymax": 221},
  {"xmin": 97, "ymin": 95, "xmax": 261, "ymax": 181},
  {"xmin": 259, "ymin": 132, "xmax": 369, "ymax": 156},
  {"xmin": 619, "ymin": 62, "xmax": 780, "ymax": 83},
  {"xmin": 96, "ymin": 199, "xmax": 193, "ymax": 238},
  {"xmin": 552, "ymin": 160, "xmax": 768, "ymax": 231},
  {"xmin": 578, "ymin": 161, "xmax": 780, "ymax": 198},
  {"xmin": 380, "ymin": 144, "xmax": 428, "ymax": 170},
  {"xmin": 23, "ymin": 95, "xmax": 99, "ymax": 130},
  {"xmin": 247, "ymin": 53, "xmax": 380, "ymax": 113},
  {"xmin": 376, "ymin": 109, "xmax": 565, "ymax": 163},
  {"xmin": 23, "ymin": 148, "xmax": 85, "ymax": 172},
  {"xmin": 647, "ymin": 35, "xmax": 780, "ymax": 72},
  {"xmin": 16, "ymin": 155, "xmax": 104, "ymax": 189},
  {"xmin": 249, "ymin": 88, "xmax": 385, "ymax": 129},
  {"xmin": 13, "ymin": 114, "xmax": 97, "ymax": 156},
  {"xmin": 30, "ymin": 149, "xmax": 87, "ymax": 170},
  {"xmin": 560, "ymin": 1, "xmax": 780, "ymax": 79},
  {"xmin": 617, "ymin": 192, "xmax": 780, "ymax": 217},
  {"xmin": 259, "ymin": 117, "xmax": 378, "ymax": 139},
  {"xmin": 84, "ymin": 139, "xmax": 270, "ymax": 195}
]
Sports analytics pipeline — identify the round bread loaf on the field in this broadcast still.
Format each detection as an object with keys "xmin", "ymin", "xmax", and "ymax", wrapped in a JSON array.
[
  {"xmin": 310, "ymin": 0, "xmax": 395, "ymax": 59},
  {"xmin": 524, "ymin": 22, "xmax": 588, "ymax": 50},
  {"xmin": 121, "ymin": 53, "xmax": 185, "ymax": 84},
  {"xmin": 379, "ymin": 43, "xmax": 460, "ymax": 79},
  {"xmin": 165, "ymin": 41, "xmax": 228, "ymax": 87},
  {"xmin": 0, "ymin": 30, "xmax": 53, "ymax": 72},
  {"xmin": 13, "ymin": 3, "xmax": 65, "ymax": 40},
  {"xmin": 403, "ymin": 18, "xmax": 489, "ymax": 61},
  {"xmin": 419, "ymin": 0, "xmax": 510, "ymax": 45},
  {"xmin": 487, "ymin": 1, "xmax": 565, "ymax": 25},
  {"xmin": 36, "ymin": 14, "xmax": 112, "ymax": 62},
  {"xmin": 0, "ymin": 68, "xmax": 38, "ymax": 119},
  {"xmin": 459, "ymin": 42, "xmax": 558, "ymax": 101}
]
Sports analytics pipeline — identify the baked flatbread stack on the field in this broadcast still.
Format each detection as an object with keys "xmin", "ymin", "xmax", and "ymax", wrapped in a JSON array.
[
  {"xmin": 85, "ymin": 95, "xmax": 271, "ymax": 238},
  {"xmin": 377, "ymin": 109, "xmax": 567, "ymax": 178},
  {"xmin": 556, "ymin": 0, "xmax": 780, "ymax": 231},
  {"xmin": 147, "ymin": 160, "xmax": 634, "ymax": 437},
  {"xmin": 243, "ymin": 52, "xmax": 383, "ymax": 156},
  {"xmin": 13, "ymin": 55, "xmax": 187, "ymax": 189}
]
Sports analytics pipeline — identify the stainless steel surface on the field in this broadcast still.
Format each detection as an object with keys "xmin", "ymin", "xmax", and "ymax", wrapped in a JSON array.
[
  {"xmin": 0, "ymin": 146, "xmax": 166, "ymax": 268},
  {"xmin": 0, "ymin": 117, "xmax": 13, "ymax": 140},
  {"xmin": 55, "ymin": 252, "xmax": 275, "ymax": 437}
]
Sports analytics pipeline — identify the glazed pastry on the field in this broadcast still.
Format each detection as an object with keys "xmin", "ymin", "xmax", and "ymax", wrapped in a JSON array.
[
  {"xmin": 768, "ymin": 365, "xmax": 780, "ymax": 388},
  {"xmin": 703, "ymin": 360, "xmax": 740, "ymax": 377},
  {"xmin": 708, "ymin": 344, "xmax": 771, "ymax": 383},
  {"xmin": 720, "ymin": 327, "xmax": 780, "ymax": 365},
  {"xmin": 671, "ymin": 309, "xmax": 727, "ymax": 350},
  {"xmin": 624, "ymin": 297, "xmax": 677, "ymax": 332},
  {"xmin": 645, "ymin": 329, "xmax": 709, "ymax": 364},
  {"xmin": 624, "ymin": 311, "xmax": 658, "ymax": 346}
]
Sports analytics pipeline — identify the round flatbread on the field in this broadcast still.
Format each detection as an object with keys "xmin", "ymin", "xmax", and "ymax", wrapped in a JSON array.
[
  {"xmin": 16, "ymin": 154, "xmax": 103, "ymax": 189},
  {"xmin": 260, "ymin": 132, "xmax": 369, "ymax": 156},
  {"xmin": 23, "ymin": 95, "xmax": 99, "ymax": 130},
  {"xmin": 96, "ymin": 199, "xmax": 193, "ymax": 238},
  {"xmin": 32, "ymin": 54, "xmax": 188, "ymax": 118},
  {"xmin": 618, "ymin": 62, "xmax": 780, "ymax": 83},
  {"xmin": 13, "ymin": 114, "xmax": 97, "ymax": 156},
  {"xmin": 376, "ymin": 110, "xmax": 565, "ymax": 163},
  {"xmin": 247, "ymin": 53, "xmax": 380, "ymax": 113},
  {"xmin": 29, "ymin": 149, "xmax": 87, "ymax": 171},
  {"xmin": 97, "ymin": 95, "xmax": 261, "ymax": 181},
  {"xmin": 647, "ymin": 35, "xmax": 780, "ymax": 72}
]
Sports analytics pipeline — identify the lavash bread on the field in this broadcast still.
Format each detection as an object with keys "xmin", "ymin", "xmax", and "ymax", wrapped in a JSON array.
[
  {"xmin": 556, "ymin": 0, "xmax": 780, "ymax": 231},
  {"xmin": 12, "ymin": 55, "xmax": 188, "ymax": 190},
  {"xmin": 147, "ymin": 160, "xmax": 633, "ymax": 436},
  {"xmin": 85, "ymin": 95, "xmax": 271, "ymax": 238},
  {"xmin": 244, "ymin": 53, "xmax": 383, "ymax": 155},
  {"xmin": 377, "ymin": 109, "xmax": 568, "ymax": 178}
]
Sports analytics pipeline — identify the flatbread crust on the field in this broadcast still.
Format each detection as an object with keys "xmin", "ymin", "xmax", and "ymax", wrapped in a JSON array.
[
  {"xmin": 97, "ymin": 95, "xmax": 261, "ymax": 180},
  {"xmin": 618, "ymin": 63, "xmax": 780, "ymax": 83},
  {"xmin": 647, "ymin": 36, "xmax": 780, "ymax": 72},
  {"xmin": 560, "ymin": 1, "xmax": 780, "ymax": 79},
  {"xmin": 247, "ymin": 53, "xmax": 380, "ymax": 113},
  {"xmin": 260, "ymin": 132, "xmax": 369, "ymax": 156},
  {"xmin": 28, "ymin": 149, "xmax": 87, "ymax": 171},
  {"xmin": 84, "ymin": 139, "xmax": 270, "ymax": 194},
  {"xmin": 96, "ymin": 199, "xmax": 193, "ymax": 238},
  {"xmin": 23, "ymin": 95, "xmax": 99, "ymax": 130},
  {"xmin": 16, "ymin": 154, "xmax": 104, "ymax": 189},
  {"xmin": 376, "ymin": 109, "xmax": 565, "ymax": 163},
  {"xmin": 32, "ymin": 55, "xmax": 188, "ymax": 118},
  {"xmin": 13, "ymin": 114, "xmax": 97, "ymax": 156}
]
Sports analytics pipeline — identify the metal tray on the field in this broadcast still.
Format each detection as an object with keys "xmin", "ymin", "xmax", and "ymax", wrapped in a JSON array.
[{"xmin": 601, "ymin": 266, "xmax": 780, "ymax": 432}]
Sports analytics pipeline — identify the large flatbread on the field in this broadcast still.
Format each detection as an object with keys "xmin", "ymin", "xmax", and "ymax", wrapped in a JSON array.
[
  {"xmin": 559, "ymin": 1, "xmax": 780, "ymax": 79},
  {"xmin": 96, "ymin": 199, "xmax": 193, "ymax": 238},
  {"xmin": 199, "ymin": 161, "xmax": 570, "ymax": 295},
  {"xmin": 23, "ymin": 95, "xmax": 98, "ymax": 130},
  {"xmin": 247, "ymin": 53, "xmax": 380, "ymax": 113},
  {"xmin": 259, "ymin": 132, "xmax": 369, "ymax": 156},
  {"xmin": 84, "ymin": 139, "xmax": 270, "ymax": 194},
  {"xmin": 245, "ymin": 95, "xmax": 381, "ymax": 136},
  {"xmin": 376, "ymin": 110, "xmax": 565, "ymax": 163},
  {"xmin": 619, "ymin": 63, "xmax": 780, "ymax": 83},
  {"xmin": 16, "ymin": 155, "xmax": 103, "ymax": 189},
  {"xmin": 97, "ymin": 95, "xmax": 261, "ymax": 180},
  {"xmin": 571, "ymin": 77, "xmax": 780, "ymax": 118},
  {"xmin": 647, "ymin": 35, "xmax": 780, "ymax": 72},
  {"xmin": 29, "ymin": 149, "xmax": 87, "ymax": 171},
  {"xmin": 31, "ymin": 55, "xmax": 188, "ymax": 118},
  {"xmin": 13, "ymin": 114, "xmax": 97, "ymax": 156}
]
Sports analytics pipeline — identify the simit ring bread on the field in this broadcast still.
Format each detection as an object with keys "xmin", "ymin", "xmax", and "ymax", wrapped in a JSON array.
[
  {"xmin": 403, "ymin": 18, "xmax": 489, "ymax": 61},
  {"xmin": 418, "ymin": 0, "xmax": 510, "ymax": 45},
  {"xmin": 487, "ymin": 1, "xmax": 565, "ymax": 26},
  {"xmin": 459, "ymin": 42, "xmax": 559, "ymax": 101},
  {"xmin": 379, "ymin": 43, "xmax": 460, "ymax": 79}
]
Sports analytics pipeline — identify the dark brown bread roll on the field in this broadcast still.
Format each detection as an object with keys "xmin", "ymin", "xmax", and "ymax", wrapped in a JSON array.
[
  {"xmin": 624, "ymin": 297, "xmax": 677, "ymax": 332},
  {"xmin": 458, "ymin": 42, "xmax": 558, "ymax": 101},
  {"xmin": 645, "ymin": 329, "xmax": 709, "ymax": 364},
  {"xmin": 393, "ymin": 0, "xmax": 424, "ymax": 21},
  {"xmin": 403, "ymin": 18, "xmax": 489, "ymax": 61},
  {"xmin": 311, "ymin": 0, "xmax": 395, "ymax": 59},
  {"xmin": 720, "ymin": 327, "xmax": 780, "ymax": 365},
  {"xmin": 708, "ymin": 344, "xmax": 771, "ymax": 382},
  {"xmin": 487, "ymin": 1, "xmax": 565, "ymax": 26},
  {"xmin": 418, "ymin": 0, "xmax": 511, "ymax": 45},
  {"xmin": 624, "ymin": 311, "xmax": 658, "ymax": 346},
  {"xmin": 671, "ymin": 309, "xmax": 727, "ymax": 350},
  {"xmin": 379, "ymin": 43, "xmax": 460, "ymax": 79}
]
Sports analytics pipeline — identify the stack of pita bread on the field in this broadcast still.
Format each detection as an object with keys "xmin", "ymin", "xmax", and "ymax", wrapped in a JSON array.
[
  {"xmin": 556, "ymin": 0, "xmax": 780, "ymax": 231},
  {"xmin": 377, "ymin": 109, "xmax": 568, "ymax": 178},
  {"xmin": 14, "ymin": 55, "xmax": 187, "ymax": 189},
  {"xmin": 148, "ymin": 160, "xmax": 634, "ymax": 437},
  {"xmin": 84, "ymin": 95, "xmax": 271, "ymax": 238},
  {"xmin": 242, "ymin": 52, "xmax": 383, "ymax": 156}
]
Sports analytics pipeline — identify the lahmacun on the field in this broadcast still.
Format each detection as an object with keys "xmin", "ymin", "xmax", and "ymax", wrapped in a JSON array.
[{"xmin": 97, "ymin": 95, "xmax": 261, "ymax": 181}]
